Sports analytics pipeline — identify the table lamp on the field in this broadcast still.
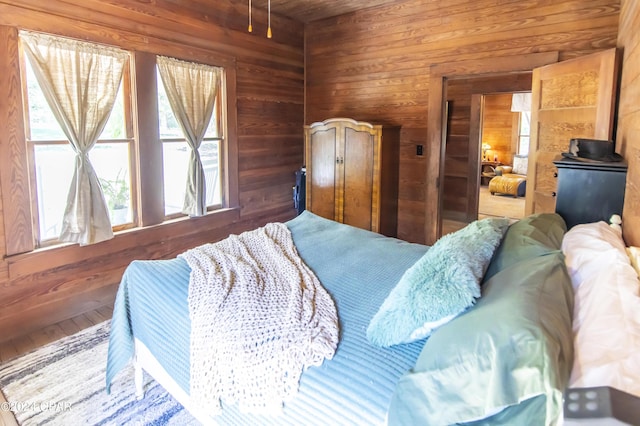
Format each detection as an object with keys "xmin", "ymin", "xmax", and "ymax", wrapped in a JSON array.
[{"xmin": 482, "ymin": 143, "xmax": 491, "ymax": 160}]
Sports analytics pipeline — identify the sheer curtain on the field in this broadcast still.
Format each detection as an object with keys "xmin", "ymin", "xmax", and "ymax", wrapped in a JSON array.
[
  {"xmin": 157, "ymin": 56, "xmax": 221, "ymax": 217},
  {"xmin": 20, "ymin": 31, "xmax": 128, "ymax": 245}
]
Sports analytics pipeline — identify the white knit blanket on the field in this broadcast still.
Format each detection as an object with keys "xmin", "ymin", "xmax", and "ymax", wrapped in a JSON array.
[{"xmin": 179, "ymin": 222, "xmax": 339, "ymax": 416}]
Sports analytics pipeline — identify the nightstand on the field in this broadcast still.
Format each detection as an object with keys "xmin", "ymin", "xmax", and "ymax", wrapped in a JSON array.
[{"xmin": 553, "ymin": 157, "xmax": 627, "ymax": 229}]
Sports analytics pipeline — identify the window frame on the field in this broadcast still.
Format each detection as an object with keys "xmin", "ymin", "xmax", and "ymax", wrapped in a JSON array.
[
  {"xmin": 0, "ymin": 26, "xmax": 239, "ymax": 257},
  {"xmin": 156, "ymin": 63, "xmax": 227, "ymax": 219},
  {"xmin": 134, "ymin": 52, "xmax": 237, "ymax": 228},
  {"xmin": 19, "ymin": 42, "xmax": 138, "ymax": 247}
]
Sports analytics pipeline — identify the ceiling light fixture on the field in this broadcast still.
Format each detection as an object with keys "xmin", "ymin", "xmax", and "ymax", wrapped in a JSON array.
[
  {"xmin": 247, "ymin": 0, "xmax": 272, "ymax": 38},
  {"xmin": 267, "ymin": 0, "xmax": 272, "ymax": 38}
]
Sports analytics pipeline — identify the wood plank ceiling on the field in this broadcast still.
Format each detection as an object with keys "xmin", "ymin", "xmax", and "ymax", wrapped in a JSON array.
[{"xmin": 254, "ymin": 0, "xmax": 401, "ymax": 23}]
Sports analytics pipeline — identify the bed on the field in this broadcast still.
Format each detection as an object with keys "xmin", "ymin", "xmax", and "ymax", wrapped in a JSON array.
[
  {"xmin": 106, "ymin": 209, "xmax": 616, "ymax": 425},
  {"xmin": 106, "ymin": 211, "xmax": 431, "ymax": 424}
]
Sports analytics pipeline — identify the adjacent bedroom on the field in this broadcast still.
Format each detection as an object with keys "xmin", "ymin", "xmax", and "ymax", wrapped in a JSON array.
[{"xmin": 1, "ymin": 0, "xmax": 640, "ymax": 425}]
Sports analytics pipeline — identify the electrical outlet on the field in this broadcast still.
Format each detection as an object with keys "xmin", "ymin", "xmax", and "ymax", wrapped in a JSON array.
[{"xmin": 416, "ymin": 145, "xmax": 423, "ymax": 156}]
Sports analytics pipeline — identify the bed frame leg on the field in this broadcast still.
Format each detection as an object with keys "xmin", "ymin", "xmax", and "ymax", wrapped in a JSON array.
[{"xmin": 134, "ymin": 361, "xmax": 144, "ymax": 400}]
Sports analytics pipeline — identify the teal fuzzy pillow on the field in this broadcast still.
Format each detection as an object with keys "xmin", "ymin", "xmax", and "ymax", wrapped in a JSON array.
[{"xmin": 366, "ymin": 217, "xmax": 509, "ymax": 347}]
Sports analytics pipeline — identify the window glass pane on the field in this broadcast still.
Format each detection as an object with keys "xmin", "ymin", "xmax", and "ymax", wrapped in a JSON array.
[
  {"xmin": 25, "ymin": 59, "xmax": 66, "ymax": 141},
  {"xmin": 34, "ymin": 143, "xmax": 132, "ymax": 241},
  {"xmin": 520, "ymin": 111, "xmax": 531, "ymax": 136},
  {"xmin": 34, "ymin": 144, "xmax": 75, "ymax": 240},
  {"xmin": 518, "ymin": 112, "xmax": 531, "ymax": 156},
  {"xmin": 25, "ymin": 58, "xmax": 126, "ymax": 141},
  {"xmin": 100, "ymin": 83, "xmax": 126, "ymax": 139},
  {"xmin": 163, "ymin": 141, "xmax": 222, "ymax": 215},
  {"xmin": 201, "ymin": 140, "xmax": 222, "ymax": 206},
  {"xmin": 163, "ymin": 141, "xmax": 190, "ymax": 215},
  {"xmin": 92, "ymin": 144, "xmax": 132, "ymax": 226},
  {"xmin": 157, "ymin": 69, "xmax": 183, "ymax": 139},
  {"xmin": 204, "ymin": 101, "xmax": 220, "ymax": 138},
  {"xmin": 518, "ymin": 136, "xmax": 530, "ymax": 156}
]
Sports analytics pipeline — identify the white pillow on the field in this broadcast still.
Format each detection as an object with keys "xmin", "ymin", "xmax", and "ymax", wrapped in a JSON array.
[
  {"xmin": 562, "ymin": 221, "xmax": 640, "ymax": 398},
  {"xmin": 628, "ymin": 246, "xmax": 640, "ymax": 278},
  {"xmin": 561, "ymin": 221, "xmax": 629, "ymax": 289},
  {"xmin": 512, "ymin": 155, "xmax": 528, "ymax": 176}
]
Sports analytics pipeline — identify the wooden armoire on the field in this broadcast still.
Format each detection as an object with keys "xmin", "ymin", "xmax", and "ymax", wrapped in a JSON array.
[{"xmin": 304, "ymin": 118, "xmax": 400, "ymax": 236}]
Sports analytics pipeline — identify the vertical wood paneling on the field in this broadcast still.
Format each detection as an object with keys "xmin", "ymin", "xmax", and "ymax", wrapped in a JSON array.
[
  {"xmin": 617, "ymin": 0, "xmax": 640, "ymax": 247},
  {"xmin": 132, "ymin": 51, "xmax": 165, "ymax": 226},
  {"xmin": 0, "ymin": 27, "xmax": 35, "ymax": 256},
  {"xmin": 397, "ymin": 127, "xmax": 427, "ymax": 242},
  {"xmin": 482, "ymin": 94, "xmax": 517, "ymax": 165},
  {"xmin": 305, "ymin": 0, "xmax": 620, "ymax": 244}
]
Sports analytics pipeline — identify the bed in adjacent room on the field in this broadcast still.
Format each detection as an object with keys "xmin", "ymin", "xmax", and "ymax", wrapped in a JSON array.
[{"xmin": 106, "ymin": 210, "xmax": 584, "ymax": 425}]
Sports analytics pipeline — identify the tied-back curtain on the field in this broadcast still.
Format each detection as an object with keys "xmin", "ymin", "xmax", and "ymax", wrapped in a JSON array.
[
  {"xmin": 20, "ymin": 31, "xmax": 128, "ymax": 245},
  {"xmin": 157, "ymin": 56, "xmax": 221, "ymax": 216}
]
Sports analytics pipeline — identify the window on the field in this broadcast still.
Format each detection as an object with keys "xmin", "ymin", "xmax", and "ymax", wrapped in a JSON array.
[
  {"xmin": 5, "ymin": 30, "xmax": 237, "ymax": 253},
  {"xmin": 517, "ymin": 111, "xmax": 531, "ymax": 156},
  {"xmin": 156, "ymin": 63, "xmax": 224, "ymax": 217},
  {"xmin": 21, "ymin": 37, "xmax": 134, "ymax": 245}
]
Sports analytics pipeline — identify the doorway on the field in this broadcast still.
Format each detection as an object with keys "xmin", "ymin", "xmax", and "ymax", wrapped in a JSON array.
[
  {"xmin": 425, "ymin": 52, "xmax": 560, "ymax": 244},
  {"xmin": 429, "ymin": 50, "xmax": 619, "ymax": 244},
  {"xmin": 440, "ymin": 75, "xmax": 533, "ymax": 236},
  {"xmin": 476, "ymin": 92, "xmax": 529, "ymax": 223}
]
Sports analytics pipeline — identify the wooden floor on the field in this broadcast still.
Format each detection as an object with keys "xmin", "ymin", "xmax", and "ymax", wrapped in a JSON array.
[
  {"xmin": 443, "ymin": 186, "xmax": 525, "ymax": 235},
  {"xmin": 478, "ymin": 186, "xmax": 525, "ymax": 220},
  {"xmin": 0, "ymin": 305, "xmax": 113, "ymax": 364}
]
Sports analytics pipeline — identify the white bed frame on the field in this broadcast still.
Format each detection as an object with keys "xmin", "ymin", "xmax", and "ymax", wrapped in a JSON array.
[{"xmin": 133, "ymin": 338, "xmax": 217, "ymax": 425}]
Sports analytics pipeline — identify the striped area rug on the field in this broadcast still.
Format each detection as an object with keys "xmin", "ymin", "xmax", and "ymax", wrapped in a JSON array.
[{"xmin": 0, "ymin": 321, "xmax": 198, "ymax": 425}]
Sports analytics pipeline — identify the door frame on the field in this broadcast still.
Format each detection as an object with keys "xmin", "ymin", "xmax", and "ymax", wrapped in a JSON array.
[{"xmin": 425, "ymin": 52, "xmax": 559, "ymax": 245}]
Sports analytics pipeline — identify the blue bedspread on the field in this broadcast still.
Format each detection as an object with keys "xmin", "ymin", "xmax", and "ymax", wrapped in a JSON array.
[{"xmin": 106, "ymin": 211, "xmax": 429, "ymax": 424}]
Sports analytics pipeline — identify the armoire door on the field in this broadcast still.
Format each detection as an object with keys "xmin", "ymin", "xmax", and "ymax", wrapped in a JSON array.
[
  {"xmin": 306, "ymin": 126, "xmax": 338, "ymax": 221},
  {"xmin": 526, "ymin": 48, "xmax": 620, "ymax": 215},
  {"xmin": 341, "ymin": 127, "xmax": 376, "ymax": 231}
]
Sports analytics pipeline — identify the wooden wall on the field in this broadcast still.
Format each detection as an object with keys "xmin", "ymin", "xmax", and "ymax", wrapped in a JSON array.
[
  {"xmin": 482, "ymin": 93, "xmax": 517, "ymax": 165},
  {"xmin": 305, "ymin": 0, "xmax": 620, "ymax": 244},
  {"xmin": 0, "ymin": 0, "xmax": 304, "ymax": 341},
  {"xmin": 617, "ymin": 0, "xmax": 640, "ymax": 247}
]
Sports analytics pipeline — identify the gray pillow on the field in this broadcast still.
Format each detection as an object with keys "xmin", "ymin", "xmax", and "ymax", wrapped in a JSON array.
[
  {"xmin": 484, "ymin": 213, "xmax": 567, "ymax": 282},
  {"xmin": 388, "ymin": 251, "xmax": 574, "ymax": 425}
]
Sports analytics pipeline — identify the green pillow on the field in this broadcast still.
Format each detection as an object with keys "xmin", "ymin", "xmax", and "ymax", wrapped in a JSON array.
[
  {"xmin": 388, "ymin": 251, "xmax": 574, "ymax": 425},
  {"xmin": 483, "ymin": 213, "xmax": 567, "ymax": 281},
  {"xmin": 366, "ymin": 218, "xmax": 509, "ymax": 347}
]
